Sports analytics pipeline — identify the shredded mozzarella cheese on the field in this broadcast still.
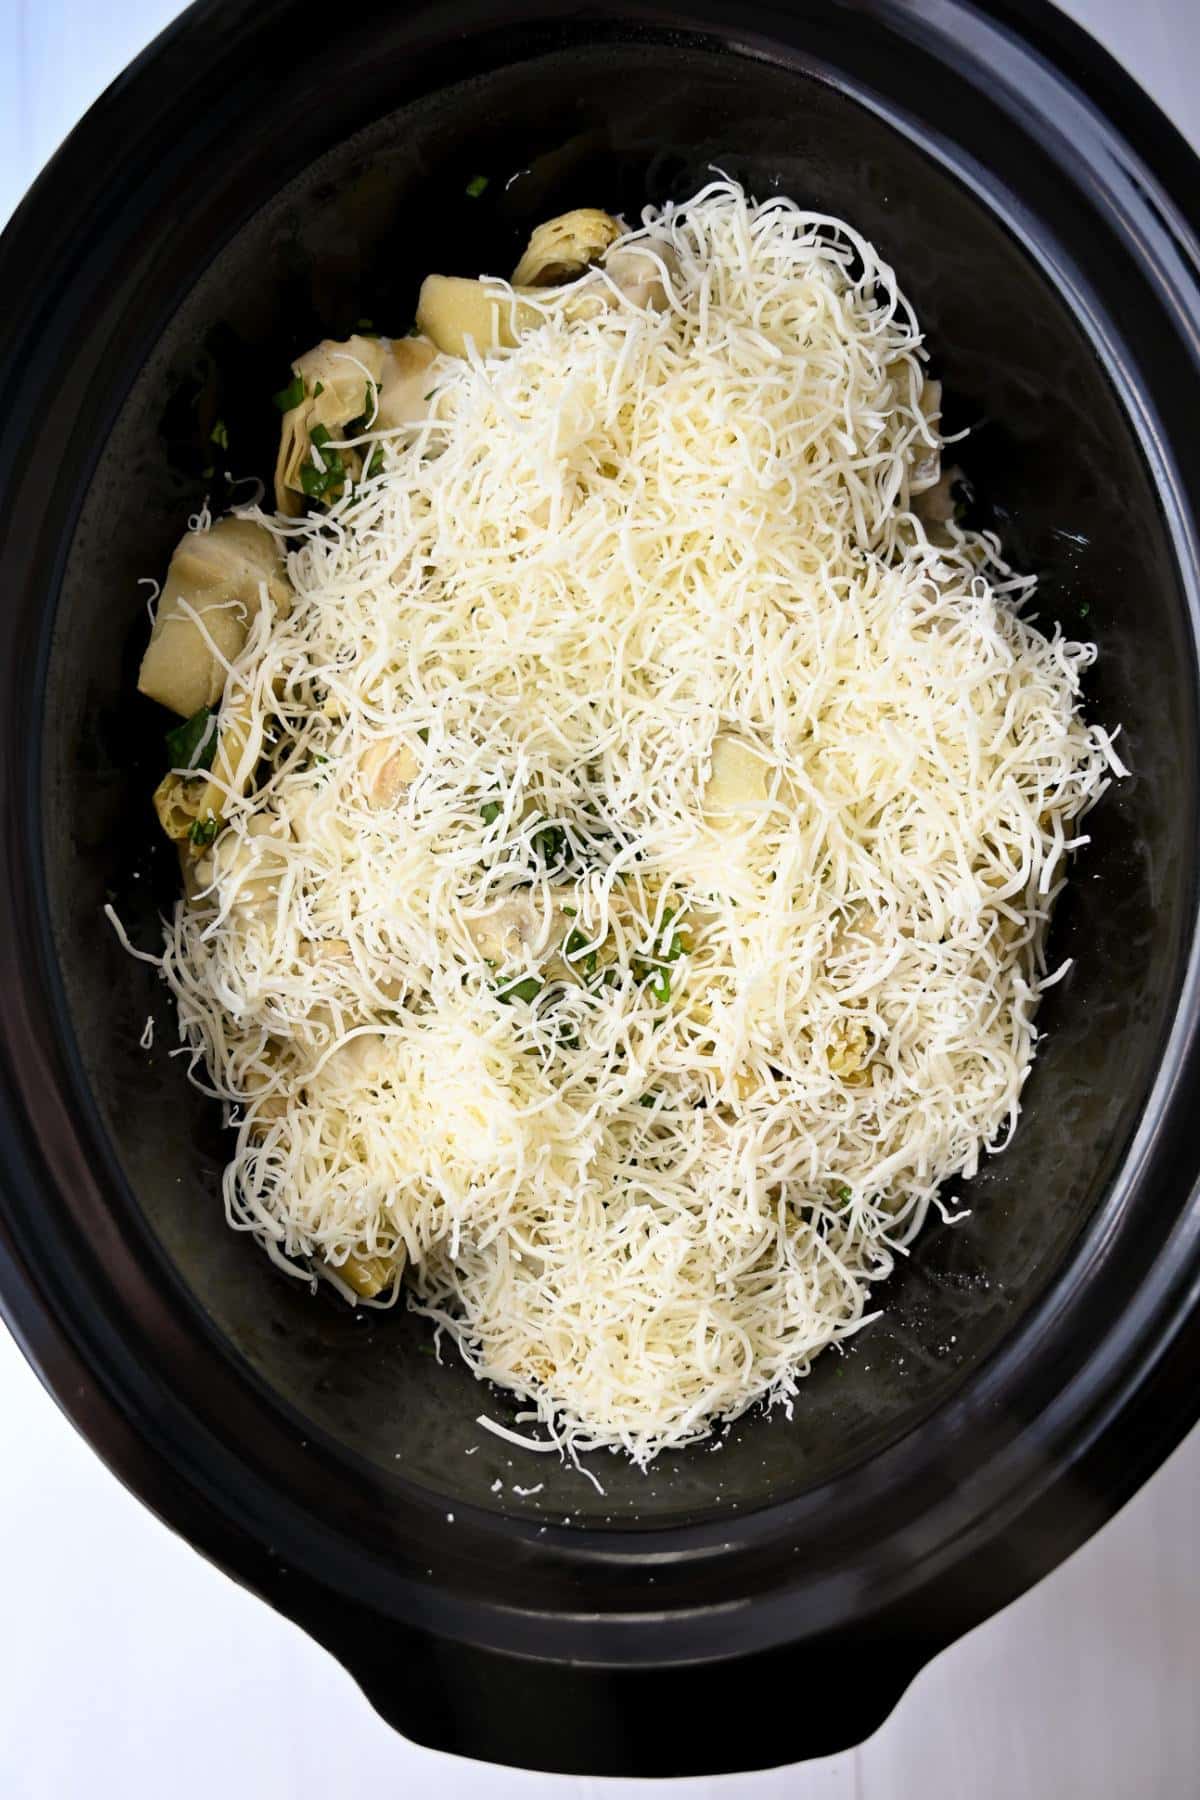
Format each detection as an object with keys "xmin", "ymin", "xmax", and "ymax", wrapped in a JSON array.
[{"xmin": 154, "ymin": 180, "xmax": 1115, "ymax": 1465}]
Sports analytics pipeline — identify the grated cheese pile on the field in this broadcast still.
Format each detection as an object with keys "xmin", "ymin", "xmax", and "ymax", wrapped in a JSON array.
[{"xmin": 157, "ymin": 180, "xmax": 1119, "ymax": 1465}]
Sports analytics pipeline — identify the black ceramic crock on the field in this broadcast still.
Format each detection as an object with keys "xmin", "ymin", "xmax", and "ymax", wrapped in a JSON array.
[{"xmin": 2, "ymin": 0, "xmax": 1200, "ymax": 1777}]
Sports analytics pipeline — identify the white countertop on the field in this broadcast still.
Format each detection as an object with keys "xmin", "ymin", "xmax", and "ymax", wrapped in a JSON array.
[{"xmin": 2, "ymin": 2, "xmax": 1197, "ymax": 1794}]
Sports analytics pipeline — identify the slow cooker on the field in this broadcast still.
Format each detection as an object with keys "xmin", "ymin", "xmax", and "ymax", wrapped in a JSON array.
[{"xmin": 2, "ymin": 0, "xmax": 1199, "ymax": 1775}]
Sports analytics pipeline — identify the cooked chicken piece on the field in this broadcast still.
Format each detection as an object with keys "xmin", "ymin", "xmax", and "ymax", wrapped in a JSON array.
[
  {"xmin": 217, "ymin": 813, "xmax": 293, "ymax": 924},
  {"xmin": 704, "ymin": 735, "xmax": 772, "ymax": 818},
  {"xmin": 300, "ymin": 937, "xmax": 404, "ymax": 1004},
  {"xmin": 512, "ymin": 208, "xmax": 623, "ymax": 287},
  {"xmin": 138, "ymin": 517, "xmax": 290, "ymax": 718},
  {"xmin": 466, "ymin": 893, "xmax": 568, "ymax": 966},
  {"xmin": 358, "ymin": 739, "xmax": 419, "ymax": 810},
  {"xmin": 602, "ymin": 240, "xmax": 678, "ymax": 312}
]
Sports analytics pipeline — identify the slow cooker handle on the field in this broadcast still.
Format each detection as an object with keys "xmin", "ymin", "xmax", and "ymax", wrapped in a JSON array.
[{"xmin": 332, "ymin": 1625, "xmax": 932, "ymax": 1775}]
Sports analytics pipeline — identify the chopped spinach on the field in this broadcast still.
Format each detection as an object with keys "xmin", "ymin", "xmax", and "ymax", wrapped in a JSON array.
[
  {"xmin": 498, "ymin": 974, "xmax": 543, "ymax": 1005},
  {"xmin": 300, "ymin": 423, "xmax": 347, "ymax": 501},
  {"xmin": 272, "ymin": 375, "xmax": 305, "ymax": 412},
  {"xmin": 532, "ymin": 823, "xmax": 565, "ymax": 866},
  {"xmin": 165, "ymin": 706, "xmax": 217, "ymax": 773}
]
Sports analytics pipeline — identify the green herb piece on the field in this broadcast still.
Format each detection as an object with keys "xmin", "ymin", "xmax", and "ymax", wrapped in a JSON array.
[
  {"xmin": 189, "ymin": 814, "xmax": 219, "ymax": 847},
  {"xmin": 165, "ymin": 706, "xmax": 217, "ymax": 773},
  {"xmin": 498, "ymin": 974, "xmax": 542, "ymax": 1005},
  {"xmin": 638, "ymin": 1092, "xmax": 658, "ymax": 1109},
  {"xmin": 465, "ymin": 174, "xmax": 489, "ymax": 199},
  {"xmin": 836, "ymin": 1184, "xmax": 853, "ymax": 1205},
  {"xmin": 300, "ymin": 454, "xmax": 344, "ymax": 499},
  {"xmin": 364, "ymin": 443, "xmax": 385, "ymax": 481},
  {"xmin": 1078, "ymin": 602, "xmax": 1091, "ymax": 618},
  {"xmin": 312, "ymin": 753, "xmax": 329, "ymax": 766},
  {"xmin": 665, "ymin": 931, "xmax": 685, "ymax": 962},
  {"xmin": 299, "ymin": 425, "xmax": 347, "ymax": 502},
  {"xmin": 210, "ymin": 418, "xmax": 229, "ymax": 451},
  {"xmin": 562, "ymin": 904, "xmax": 577, "ymax": 917},
  {"xmin": 312, "ymin": 381, "xmax": 324, "ymax": 398},
  {"xmin": 363, "ymin": 381, "xmax": 377, "ymax": 419},
  {"xmin": 533, "ymin": 823, "xmax": 564, "ymax": 864},
  {"xmin": 563, "ymin": 927, "xmax": 599, "ymax": 979},
  {"xmin": 650, "ymin": 968, "xmax": 671, "ymax": 1004},
  {"xmin": 423, "ymin": 390, "xmax": 437, "ymax": 402},
  {"xmin": 273, "ymin": 375, "xmax": 305, "ymax": 412},
  {"xmin": 480, "ymin": 800, "xmax": 502, "ymax": 825},
  {"xmin": 418, "ymin": 727, "xmax": 430, "ymax": 744}
]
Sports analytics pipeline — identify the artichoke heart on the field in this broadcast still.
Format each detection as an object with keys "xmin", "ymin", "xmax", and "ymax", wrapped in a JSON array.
[
  {"xmin": 274, "ymin": 333, "xmax": 440, "ymax": 514},
  {"xmin": 153, "ymin": 688, "xmax": 262, "ymax": 849},
  {"xmin": 335, "ymin": 1249, "xmax": 406, "ymax": 1299},
  {"xmin": 138, "ymin": 517, "xmax": 290, "ymax": 718},
  {"xmin": 512, "ymin": 207, "xmax": 623, "ymax": 287},
  {"xmin": 415, "ymin": 275, "xmax": 541, "ymax": 359}
]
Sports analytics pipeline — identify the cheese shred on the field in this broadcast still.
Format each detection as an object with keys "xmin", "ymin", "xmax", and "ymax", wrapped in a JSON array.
[{"xmin": 153, "ymin": 180, "xmax": 1115, "ymax": 1465}]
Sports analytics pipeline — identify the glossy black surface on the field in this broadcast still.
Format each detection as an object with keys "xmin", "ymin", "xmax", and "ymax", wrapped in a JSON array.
[{"xmin": 3, "ymin": 0, "xmax": 1200, "ymax": 1777}]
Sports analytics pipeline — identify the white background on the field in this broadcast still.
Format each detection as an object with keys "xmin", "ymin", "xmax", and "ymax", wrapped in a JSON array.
[{"xmin": 1, "ymin": 2, "xmax": 1198, "ymax": 1795}]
